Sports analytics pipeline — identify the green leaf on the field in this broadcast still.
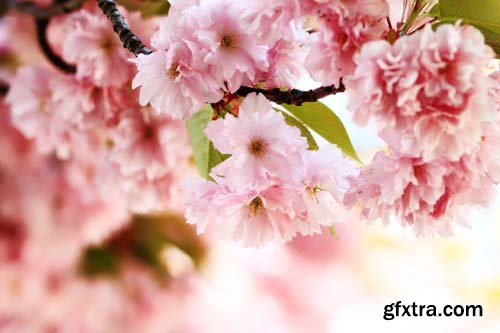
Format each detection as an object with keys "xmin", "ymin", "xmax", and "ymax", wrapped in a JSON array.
[
  {"xmin": 428, "ymin": 3, "xmax": 440, "ymax": 17},
  {"xmin": 116, "ymin": 0, "xmax": 170, "ymax": 17},
  {"xmin": 277, "ymin": 109, "xmax": 319, "ymax": 150},
  {"xmin": 81, "ymin": 246, "xmax": 118, "ymax": 277},
  {"xmin": 187, "ymin": 106, "xmax": 228, "ymax": 180},
  {"xmin": 437, "ymin": 0, "xmax": 500, "ymax": 55},
  {"xmin": 282, "ymin": 102, "xmax": 361, "ymax": 163}
]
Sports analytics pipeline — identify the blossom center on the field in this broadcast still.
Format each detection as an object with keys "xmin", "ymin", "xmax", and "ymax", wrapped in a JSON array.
[
  {"xmin": 248, "ymin": 139, "xmax": 266, "ymax": 158},
  {"xmin": 99, "ymin": 37, "xmax": 114, "ymax": 52},
  {"xmin": 167, "ymin": 63, "xmax": 181, "ymax": 79},
  {"xmin": 306, "ymin": 185, "xmax": 324, "ymax": 203},
  {"xmin": 220, "ymin": 34, "xmax": 237, "ymax": 49},
  {"xmin": 143, "ymin": 125, "xmax": 155, "ymax": 140},
  {"xmin": 248, "ymin": 196, "xmax": 265, "ymax": 217}
]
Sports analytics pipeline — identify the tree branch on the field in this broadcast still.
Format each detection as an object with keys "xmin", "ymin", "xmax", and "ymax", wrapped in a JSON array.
[
  {"xmin": 235, "ymin": 79, "xmax": 346, "ymax": 106},
  {"xmin": 10, "ymin": 0, "xmax": 84, "ymax": 19},
  {"xmin": 0, "ymin": 80, "xmax": 9, "ymax": 97},
  {"xmin": 35, "ymin": 17, "xmax": 76, "ymax": 73},
  {"xmin": 96, "ymin": 0, "xmax": 152, "ymax": 55},
  {"xmin": 94, "ymin": 0, "xmax": 345, "ymax": 105}
]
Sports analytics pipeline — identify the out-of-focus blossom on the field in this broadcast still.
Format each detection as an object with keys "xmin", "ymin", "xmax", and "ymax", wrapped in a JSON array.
[
  {"xmin": 6, "ymin": 66, "xmax": 76, "ymax": 158},
  {"xmin": 61, "ymin": 9, "xmax": 134, "ymax": 87},
  {"xmin": 109, "ymin": 108, "xmax": 190, "ymax": 180}
]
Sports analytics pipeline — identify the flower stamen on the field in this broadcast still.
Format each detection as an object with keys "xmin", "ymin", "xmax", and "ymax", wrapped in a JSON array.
[
  {"xmin": 220, "ymin": 34, "xmax": 237, "ymax": 49},
  {"xmin": 248, "ymin": 196, "xmax": 265, "ymax": 217},
  {"xmin": 167, "ymin": 63, "xmax": 181, "ymax": 79},
  {"xmin": 248, "ymin": 139, "xmax": 266, "ymax": 158}
]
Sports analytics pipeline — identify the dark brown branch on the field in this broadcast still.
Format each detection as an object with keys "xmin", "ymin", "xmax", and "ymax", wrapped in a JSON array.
[
  {"xmin": 96, "ymin": 0, "xmax": 152, "ymax": 55},
  {"xmin": 94, "ymin": 0, "xmax": 345, "ymax": 104},
  {"xmin": 0, "ymin": 80, "xmax": 9, "ymax": 97},
  {"xmin": 10, "ymin": 0, "xmax": 84, "ymax": 19},
  {"xmin": 35, "ymin": 17, "xmax": 76, "ymax": 73},
  {"xmin": 235, "ymin": 79, "xmax": 346, "ymax": 106}
]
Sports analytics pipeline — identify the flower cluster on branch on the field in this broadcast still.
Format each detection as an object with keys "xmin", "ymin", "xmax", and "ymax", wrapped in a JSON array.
[{"xmin": 0, "ymin": 0, "xmax": 499, "ymax": 328}]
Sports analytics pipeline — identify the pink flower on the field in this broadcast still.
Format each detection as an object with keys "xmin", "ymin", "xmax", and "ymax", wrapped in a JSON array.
[
  {"xmin": 305, "ymin": 0, "xmax": 389, "ymax": 85},
  {"xmin": 205, "ymin": 93, "xmax": 308, "ymax": 188},
  {"xmin": 109, "ymin": 108, "xmax": 190, "ymax": 180},
  {"xmin": 187, "ymin": 94, "xmax": 359, "ymax": 246},
  {"xmin": 191, "ymin": 0, "xmax": 269, "ymax": 92},
  {"xmin": 476, "ymin": 121, "xmax": 500, "ymax": 183},
  {"xmin": 489, "ymin": 70, "xmax": 500, "ymax": 112},
  {"xmin": 61, "ymin": 9, "xmax": 134, "ymax": 87},
  {"xmin": 348, "ymin": 24, "xmax": 496, "ymax": 161},
  {"xmin": 6, "ymin": 66, "xmax": 75, "ymax": 158},
  {"xmin": 132, "ymin": 43, "xmax": 222, "ymax": 119},
  {"xmin": 259, "ymin": 25, "xmax": 311, "ymax": 89},
  {"xmin": 244, "ymin": 0, "xmax": 301, "ymax": 44},
  {"xmin": 185, "ymin": 179, "xmax": 306, "ymax": 247},
  {"xmin": 299, "ymin": 145, "xmax": 359, "ymax": 234},
  {"xmin": 344, "ymin": 149, "xmax": 497, "ymax": 236},
  {"xmin": 50, "ymin": 74, "xmax": 95, "ymax": 128}
]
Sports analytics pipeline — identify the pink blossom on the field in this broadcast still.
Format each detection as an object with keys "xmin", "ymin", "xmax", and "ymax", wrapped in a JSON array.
[
  {"xmin": 489, "ymin": 70, "xmax": 500, "ymax": 112},
  {"xmin": 258, "ymin": 24, "xmax": 311, "ymax": 89},
  {"xmin": 185, "ymin": 179, "xmax": 306, "ymax": 247},
  {"xmin": 50, "ymin": 74, "xmax": 95, "ymax": 128},
  {"xmin": 187, "ymin": 94, "xmax": 358, "ymax": 246},
  {"xmin": 305, "ymin": 0, "xmax": 389, "ymax": 85},
  {"xmin": 205, "ymin": 93, "xmax": 308, "ymax": 188},
  {"xmin": 191, "ymin": 0, "xmax": 269, "ymax": 92},
  {"xmin": 244, "ymin": 0, "xmax": 301, "ymax": 44},
  {"xmin": 109, "ymin": 108, "xmax": 190, "ymax": 180},
  {"xmin": 344, "ymin": 149, "xmax": 497, "ymax": 236},
  {"xmin": 476, "ymin": 121, "xmax": 500, "ymax": 183},
  {"xmin": 61, "ymin": 9, "xmax": 134, "ymax": 87},
  {"xmin": 348, "ymin": 24, "xmax": 496, "ymax": 161},
  {"xmin": 6, "ymin": 66, "xmax": 75, "ymax": 158},
  {"xmin": 299, "ymin": 145, "xmax": 359, "ymax": 234},
  {"xmin": 132, "ymin": 43, "xmax": 222, "ymax": 119}
]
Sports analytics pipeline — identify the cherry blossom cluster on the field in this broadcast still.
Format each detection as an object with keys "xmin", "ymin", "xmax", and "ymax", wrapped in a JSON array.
[
  {"xmin": 5, "ymin": 6, "xmax": 193, "ymax": 213},
  {"xmin": 1, "ymin": 0, "xmax": 500, "ymax": 330},
  {"xmin": 125, "ymin": 0, "xmax": 500, "ymax": 241},
  {"xmin": 185, "ymin": 94, "xmax": 357, "ymax": 247},
  {"xmin": 344, "ymin": 24, "xmax": 499, "ymax": 236},
  {"xmin": 132, "ymin": 0, "xmax": 390, "ymax": 119}
]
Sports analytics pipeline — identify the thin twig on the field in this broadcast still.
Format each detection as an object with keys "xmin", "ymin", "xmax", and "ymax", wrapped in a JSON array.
[
  {"xmin": 96, "ymin": 0, "xmax": 152, "ymax": 55},
  {"xmin": 94, "ymin": 0, "xmax": 345, "ymax": 104},
  {"xmin": 0, "ymin": 80, "xmax": 9, "ymax": 96},
  {"xmin": 235, "ymin": 79, "xmax": 346, "ymax": 106},
  {"xmin": 35, "ymin": 18, "xmax": 76, "ymax": 73},
  {"xmin": 10, "ymin": 0, "xmax": 83, "ymax": 19}
]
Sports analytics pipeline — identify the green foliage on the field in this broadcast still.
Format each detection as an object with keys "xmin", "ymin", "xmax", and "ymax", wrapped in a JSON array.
[
  {"xmin": 278, "ymin": 110, "xmax": 319, "ymax": 150},
  {"xmin": 116, "ymin": 0, "xmax": 170, "ymax": 18},
  {"xmin": 187, "ymin": 106, "xmax": 229, "ymax": 180},
  {"xmin": 282, "ymin": 102, "xmax": 361, "ymax": 163},
  {"xmin": 428, "ymin": 3, "xmax": 440, "ymax": 17},
  {"xmin": 81, "ymin": 246, "xmax": 118, "ymax": 277},
  {"xmin": 131, "ymin": 214, "xmax": 207, "ymax": 276},
  {"xmin": 436, "ymin": 0, "xmax": 500, "ymax": 55}
]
